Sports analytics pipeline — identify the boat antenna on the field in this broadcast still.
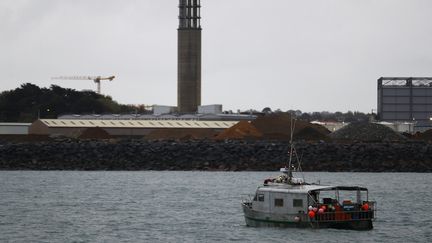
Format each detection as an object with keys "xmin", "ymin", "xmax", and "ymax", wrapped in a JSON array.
[{"xmin": 287, "ymin": 116, "xmax": 296, "ymax": 179}]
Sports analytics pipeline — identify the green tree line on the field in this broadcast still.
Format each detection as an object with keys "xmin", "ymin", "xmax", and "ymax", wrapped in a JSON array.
[{"xmin": 0, "ymin": 83, "xmax": 137, "ymax": 122}]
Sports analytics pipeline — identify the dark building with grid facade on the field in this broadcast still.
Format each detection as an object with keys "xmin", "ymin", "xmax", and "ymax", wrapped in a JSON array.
[{"xmin": 378, "ymin": 77, "xmax": 432, "ymax": 122}]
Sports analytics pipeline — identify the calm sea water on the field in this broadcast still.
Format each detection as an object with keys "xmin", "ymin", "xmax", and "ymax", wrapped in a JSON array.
[{"xmin": 0, "ymin": 171, "xmax": 431, "ymax": 243}]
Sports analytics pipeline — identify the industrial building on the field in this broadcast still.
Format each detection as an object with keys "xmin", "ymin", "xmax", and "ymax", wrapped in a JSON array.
[
  {"xmin": 153, "ymin": 105, "xmax": 178, "ymax": 116},
  {"xmin": 58, "ymin": 103, "xmax": 257, "ymax": 121},
  {"xmin": 29, "ymin": 119, "xmax": 238, "ymax": 137},
  {"xmin": 378, "ymin": 77, "xmax": 432, "ymax": 121},
  {"xmin": 153, "ymin": 104, "xmax": 223, "ymax": 116},
  {"xmin": 0, "ymin": 123, "xmax": 31, "ymax": 135},
  {"xmin": 178, "ymin": 0, "xmax": 202, "ymax": 113}
]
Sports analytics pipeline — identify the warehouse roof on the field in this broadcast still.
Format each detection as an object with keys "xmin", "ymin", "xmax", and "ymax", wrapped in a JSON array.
[
  {"xmin": 57, "ymin": 113, "xmax": 257, "ymax": 121},
  {"xmin": 38, "ymin": 119, "xmax": 238, "ymax": 129}
]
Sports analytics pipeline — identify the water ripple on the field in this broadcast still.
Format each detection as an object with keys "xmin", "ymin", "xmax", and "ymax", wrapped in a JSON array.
[{"xmin": 0, "ymin": 171, "xmax": 431, "ymax": 242}]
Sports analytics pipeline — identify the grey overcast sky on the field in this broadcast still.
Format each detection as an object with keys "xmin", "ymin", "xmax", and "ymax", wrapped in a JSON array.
[{"xmin": 1, "ymin": 0, "xmax": 431, "ymax": 113}]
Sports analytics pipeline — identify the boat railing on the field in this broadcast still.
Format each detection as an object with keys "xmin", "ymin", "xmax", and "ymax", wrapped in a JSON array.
[
  {"xmin": 241, "ymin": 194, "xmax": 253, "ymax": 206},
  {"xmin": 311, "ymin": 201, "xmax": 376, "ymax": 223}
]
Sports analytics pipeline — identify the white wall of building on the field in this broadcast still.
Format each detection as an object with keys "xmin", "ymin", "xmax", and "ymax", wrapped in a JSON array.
[
  {"xmin": 377, "ymin": 122, "xmax": 415, "ymax": 133},
  {"xmin": 198, "ymin": 104, "xmax": 223, "ymax": 114},
  {"xmin": 0, "ymin": 123, "xmax": 31, "ymax": 135},
  {"xmin": 153, "ymin": 106, "xmax": 177, "ymax": 115},
  {"xmin": 311, "ymin": 121, "xmax": 348, "ymax": 132}
]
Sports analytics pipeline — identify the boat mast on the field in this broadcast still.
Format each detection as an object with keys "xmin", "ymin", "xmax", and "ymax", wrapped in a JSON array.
[{"xmin": 287, "ymin": 116, "xmax": 296, "ymax": 180}]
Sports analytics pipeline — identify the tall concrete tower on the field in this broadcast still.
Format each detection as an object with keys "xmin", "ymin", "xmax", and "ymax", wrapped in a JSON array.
[{"xmin": 178, "ymin": 0, "xmax": 201, "ymax": 113}]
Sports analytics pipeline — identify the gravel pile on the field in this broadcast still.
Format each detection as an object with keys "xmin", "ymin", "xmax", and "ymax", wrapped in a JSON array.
[
  {"xmin": 215, "ymin": 121, "xmax": 263, "ymax": 140},
  {"xmin": 330, "ymin": 122, "xmax": 406, "ymax": 142}
]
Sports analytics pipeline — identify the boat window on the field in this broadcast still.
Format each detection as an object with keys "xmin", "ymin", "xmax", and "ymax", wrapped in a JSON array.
[
  {"xmin": 274, "ymin": 198, "xmax": 284, "ymax": 207},
  {"xmin": 338, "ymin": 191, "xmax": 357, "ymax": 205},
  {"xmin": 258, "ymin": 194, "xmax": 264, "ymax": 202},
  {"xmin": 293, "ymin": 199, "xmax": 303, "ymax": 207}
]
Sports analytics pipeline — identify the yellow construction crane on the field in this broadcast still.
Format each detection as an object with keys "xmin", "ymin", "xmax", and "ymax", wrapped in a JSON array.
[{"xmin": 52, "ymin": 75, "xmax": 115, "ymax": 94}]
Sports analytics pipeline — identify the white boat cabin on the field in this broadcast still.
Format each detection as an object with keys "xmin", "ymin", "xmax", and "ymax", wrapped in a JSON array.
[{"xmin": 252, "ymin": 184, "xmax": 369, "ymax": 214}]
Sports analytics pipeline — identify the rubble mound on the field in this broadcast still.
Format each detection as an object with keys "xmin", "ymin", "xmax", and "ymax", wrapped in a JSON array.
[
  {"xmin": 217, "ymin": 113, "xmax": 329, "ymax": 141},
  {"xmin": 251, "ymin": 114, "xmax": 329, "ymax": 140},
  {"xmin": 215, "ymin": 121, "xmax": 263, "ymax": 140},
  {"xmin": 330, "ymin": 122, "xmax": 406, "ymax": 142},
  {"xmin": 295, "ymin": 126, "xmax": 330, "ymax": 141},
  {"xmin": 251, "ymin": 113, "xmax": 295, "ymax": 138},
  {"xmin": 414, "ymin": 129, "xmax": 432, "ymax": 141}
]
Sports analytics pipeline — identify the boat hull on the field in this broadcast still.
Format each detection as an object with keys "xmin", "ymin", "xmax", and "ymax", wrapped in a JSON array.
[{"xmin": 242, "ymin": 203, "xmax": 373, "ymax": 230}]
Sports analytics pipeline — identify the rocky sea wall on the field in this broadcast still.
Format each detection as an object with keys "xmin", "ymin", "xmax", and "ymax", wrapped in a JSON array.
[{"xmin": 0, "ymin": 139, "xmax": 431, "ymax": 172}]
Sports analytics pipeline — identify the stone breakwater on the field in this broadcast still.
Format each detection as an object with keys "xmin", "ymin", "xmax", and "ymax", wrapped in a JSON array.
[{"xmin": 0, "ymin": 139, "xmax": 431, "ymax": 172}]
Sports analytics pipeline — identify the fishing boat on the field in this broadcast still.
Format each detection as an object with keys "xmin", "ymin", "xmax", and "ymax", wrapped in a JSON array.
[{"xmin": 241, "ymin": 120, "xmax": 376, "ymax": 230}]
